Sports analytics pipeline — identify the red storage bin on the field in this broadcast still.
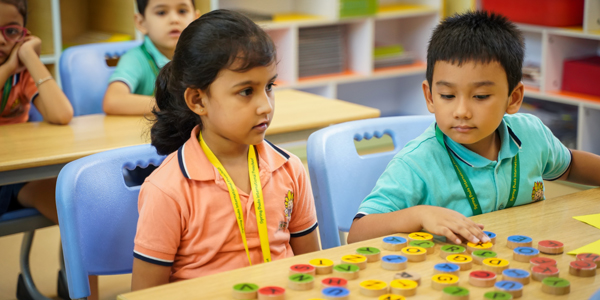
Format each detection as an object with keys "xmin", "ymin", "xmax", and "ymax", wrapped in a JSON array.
[
  {"xmin": 562, "ymin": 56, "xmax": 600, "ymax": 98},
  {"xmin": 481, "ymin": 0, "xmax": 584, "ymax": 27}
]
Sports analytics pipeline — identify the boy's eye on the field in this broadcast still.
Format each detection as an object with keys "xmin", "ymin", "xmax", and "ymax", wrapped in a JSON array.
[
  {"xmin": 440, "ymin": 94, "xmax": 455, "ymax": 99},
  {"xmin": 474, "ymin": 95, "xmax": 490, "ymax": 100},
  {"xmin": 266, "ymin": 82, "xmax": 276, "ymax": 92},
  {"xmin": 156, "ymin": 10, "xmax": 166, "ymax": 16},
  {"xmin": 239, "ymin": 88, "xmax": 253, "ymax": 97},
  {"xmin": 179, "ymin": 9, "xmax": 189, "ymax": 14}
]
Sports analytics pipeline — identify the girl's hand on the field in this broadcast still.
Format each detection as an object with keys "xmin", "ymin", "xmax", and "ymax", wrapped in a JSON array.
[
  {"xmin": 419, "ymin": 205, "xmax": 490, "ymax": 245},
  {"xmin": 18, "ymin": 35, "xmax": 42, "ymax": 60},
  {"xmin": 2, "ymin": 40, "xmax": 25, "ymax": 74}
]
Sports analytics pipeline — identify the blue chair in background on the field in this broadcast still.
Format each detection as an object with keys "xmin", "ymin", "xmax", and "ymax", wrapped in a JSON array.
[
  {"xmin": 56, "ymin": 144, "xmax": 165, "ymax": 300},
  {"xmin": 59, "ymin": 41, "xmax": 141, "ymax": 116},
  {"xmin": 306, "ymin": 115, "xmax": 435, "ymax": 249}
]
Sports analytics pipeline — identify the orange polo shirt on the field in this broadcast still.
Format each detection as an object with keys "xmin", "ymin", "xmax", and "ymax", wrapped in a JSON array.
[
  {"xmin": 134, "ymin": 126, "xmax": 318, "ymax": 282},
  {"xmin": 0, "ymin": 70, "xmax": 38, "ymax": 125}
]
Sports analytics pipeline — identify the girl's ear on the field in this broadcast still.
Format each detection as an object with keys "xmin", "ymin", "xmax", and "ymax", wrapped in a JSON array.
[
  {"xmin": 184, "ymin": 87, "xmax": 207, "ymax": 116},
  {"xmin": 506, "ymin": 82, "xmax": 524, "ymax": 114}
]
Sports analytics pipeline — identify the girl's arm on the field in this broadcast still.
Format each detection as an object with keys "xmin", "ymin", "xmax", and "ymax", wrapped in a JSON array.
[
  {"xmin": 18, "ymin": 36, "xmax": 73, "ymax": 125},
  {"xmin": 103, "ymin": 81, "xmax": 155, "ymax": 115},
  {"xmin": 131, "ymin": 258, "xmax": 171, "ymax": 291},
  {"xmin": 290, "ymin": 229, "xmax": 320, "ymax": 255}
]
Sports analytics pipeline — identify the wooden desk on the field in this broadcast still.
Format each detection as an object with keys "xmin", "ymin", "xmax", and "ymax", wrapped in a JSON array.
[
  {"xmin": 0, "ymin": 89, "xmax": 380, "ymax": 185},
  {"xmin": 118, "ymin": 188, "xmax": 600, "ymax": 300}
]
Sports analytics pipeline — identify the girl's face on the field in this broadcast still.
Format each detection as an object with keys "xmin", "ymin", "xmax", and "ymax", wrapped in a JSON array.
[
  {"xmin": 0, "ymin": 2, "xmax": 25, "ymax": 65},
  {"xmin": 199, "ymin": 61, "xmax": 278, "ymax": 150}
]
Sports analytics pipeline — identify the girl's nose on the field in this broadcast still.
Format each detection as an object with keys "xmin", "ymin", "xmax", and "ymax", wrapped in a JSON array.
[{"xmin": 257, "ymin": 92, "xmax": 273, "ymax": 115}]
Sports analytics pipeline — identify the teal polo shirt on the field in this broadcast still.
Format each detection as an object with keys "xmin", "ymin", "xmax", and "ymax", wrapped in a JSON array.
[
  {"xmin": 356, "ymin": 113, "xmax": 572, "ymax": 218},
  {"xmin": 109, "ymin": 36, "xmax": 169, "ymax": 96}
]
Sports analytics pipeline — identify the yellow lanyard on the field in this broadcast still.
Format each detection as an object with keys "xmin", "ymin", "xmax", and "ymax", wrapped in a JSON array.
[{"xmin": 199, "ymin": 132, "xmax": 271, "ymax": 265}]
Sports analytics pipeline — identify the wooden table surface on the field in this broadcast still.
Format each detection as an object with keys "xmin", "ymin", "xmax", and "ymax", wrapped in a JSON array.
[
  {"xmin": 118, "ymin": 188, "xmax": 600, "ymax": 300},
  {"xmin": 0, "ymin": 89, "xmax": 380, "ymax": 173}
]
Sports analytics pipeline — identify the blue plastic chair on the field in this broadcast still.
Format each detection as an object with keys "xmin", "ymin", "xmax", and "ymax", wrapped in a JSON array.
[
  {"xmin": 59, "ymin": 41, "xmax": 141, "ymax": 116},
  {"xmin": 0, "ymin": 208, "xmax": 54, "ymax": 299},
  {"xmin": 0, "ymin": 108, "xmax": 58, "ymax": 299},
  {"xmin": 56, "ymin": 144, "xmax": 165, "ymax": 300},
  {"xmin": 306, "ymin": 115, "xmax": 435, "ymax": 249}
]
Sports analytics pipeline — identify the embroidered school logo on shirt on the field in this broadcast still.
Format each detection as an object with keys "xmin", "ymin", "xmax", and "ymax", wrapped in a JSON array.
[
  {"xmin": 531, "ymin": 181, "xmax": 545, "ymax": 202},
  {"xmin": 278, "ymin": 190, "xmax": 294, "ymax": 231}
]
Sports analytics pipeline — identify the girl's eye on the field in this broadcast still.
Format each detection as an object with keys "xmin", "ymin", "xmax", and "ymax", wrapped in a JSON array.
[
  {"xmin": 474, "ymin": 95, "xmax": 490, "ymax": 100},
  {"xmin": 156, "ymin": 10, "xmax": 166, "ymax": 16},
  {"xmin": 6, "ymin": 28, "xmax": 19, "ymax": 35},
  {"xmin": 266, "ymin": 83, "xmax": 276, "ymax": 92},
  {"xmin": 239, "ymin": 88, "xmax": 253, "ymax": 97},
  {"xmin": 440, "ymin": 94, "xmax": 455, "ymax": 99},
  {"xmin": 179, "ymin": 9, "xmax": 188, "ymax": 14}
]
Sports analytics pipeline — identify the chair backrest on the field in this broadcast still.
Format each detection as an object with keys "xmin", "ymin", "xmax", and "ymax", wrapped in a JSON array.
[
  {"xmin": 59, "ymin": 41, "xmax": 141, "ymax": 116},
  {"xmin": 307, "ymin": 115, "xmax": 435, "ymax": 249},
  {"xmin": 56, "ymin": 144, "xmax": 165, "ymax": 299}
]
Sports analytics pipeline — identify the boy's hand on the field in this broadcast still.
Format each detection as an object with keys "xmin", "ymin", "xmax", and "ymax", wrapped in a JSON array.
[{"xmin": 419, "ymin": 206, "xmax": 490, "ymax": 245}]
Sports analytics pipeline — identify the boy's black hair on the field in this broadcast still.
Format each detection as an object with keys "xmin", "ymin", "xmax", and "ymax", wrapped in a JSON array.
[
  {"xmin": 136, "ymin": 0, "xmax": 196, "ymax": 16},
  {"xmin": 1, "ymin": 0, "xmax": 28, "ymax": 26},
  {"xmin": 151, "ymin": 9, "xmax": 277, "ymax": 155},
  {"xmin": 426, "ymin": 11, "xmax": 524, "ymax": 96}
]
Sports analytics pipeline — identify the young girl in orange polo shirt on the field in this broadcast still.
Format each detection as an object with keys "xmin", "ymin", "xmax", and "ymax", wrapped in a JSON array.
[
  {"xmin": 0, "ymin": 0, "xmax": 73, "ymax": 223},
  {"xmin": 132, "ymin": 9, "xmax": 320, "ymax": 290}
]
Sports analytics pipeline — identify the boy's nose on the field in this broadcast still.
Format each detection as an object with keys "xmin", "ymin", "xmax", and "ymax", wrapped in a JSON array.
[{"xmin": 453, "ymin": 98, "xmax": 472, "ymax": 119}]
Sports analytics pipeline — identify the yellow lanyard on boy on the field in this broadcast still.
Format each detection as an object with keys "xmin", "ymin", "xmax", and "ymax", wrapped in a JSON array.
[{"xmin": 199, "ymin": 132, "xmax": 271, "ymax": 265}]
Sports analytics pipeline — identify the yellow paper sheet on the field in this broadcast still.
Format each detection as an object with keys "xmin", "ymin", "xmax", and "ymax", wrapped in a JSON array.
[
  {"xmin": 568, "ymin": 239, "xmax": 600, "ymax": 255},
  {"xmin": 573, "ymin": 213, "xmax": 600, "ymax": 229}
]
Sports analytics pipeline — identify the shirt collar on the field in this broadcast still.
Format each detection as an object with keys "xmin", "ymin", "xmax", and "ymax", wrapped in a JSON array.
[
  {"xmin": 177, "ymin": 125, "xmax": 290, "ymax": 181},
  {"xmin": 143, "ymin": 35, "xmax": 170, "ymax": 68},
  {"xmin": 443, "ymin": 118, "xmax": 522, "ymax": 168}
]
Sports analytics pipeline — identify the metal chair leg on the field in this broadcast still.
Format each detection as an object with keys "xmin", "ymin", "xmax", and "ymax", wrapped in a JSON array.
[{"xmin": 18, "ymin": 230, "xmax": 52, "ymax": 300}]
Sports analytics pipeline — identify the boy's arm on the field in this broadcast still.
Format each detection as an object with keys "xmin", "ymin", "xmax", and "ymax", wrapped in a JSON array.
[
  {"xmin": 290, "ymin": 229, "xmax": 320, "ymax": 255},
  {"xmin": 103, "ymin": 81, "xmax": 155, "ymax": 115},
  {"xmin": 557, "ymin": 149, "xmax": 600, "ymax": 186},
  {"xmin": 18, "ymin": 36, "xmax": 73, "ymax": 125},
  {"xmin": 131, "ymin": 258, "xmax": 171, "ymax": 291},
  {"xmin": 348, "ymin": 205, "xmax": 488, "ymax": 245}
]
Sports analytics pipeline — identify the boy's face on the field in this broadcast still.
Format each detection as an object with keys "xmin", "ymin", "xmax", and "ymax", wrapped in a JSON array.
[
  {"xmin": 135, "ymin": 0, "xmax": 198, "ymax": 56},
  {"xmin": 0, "ymin": 2, "xmax": 25, "ymax": 65},
  {"xmin": 422, "ymin": 60, "xmax": 523, "ymax": 153}
]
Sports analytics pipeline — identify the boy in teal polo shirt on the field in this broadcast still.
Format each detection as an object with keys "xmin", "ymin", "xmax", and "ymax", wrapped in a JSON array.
[
  {"xmin": 103, "ymin": 0, "xmax": 199, "ymax": 115},
  {"xmin": 347, "ymin": 11, "xmax": 600, "ymax": 245}
]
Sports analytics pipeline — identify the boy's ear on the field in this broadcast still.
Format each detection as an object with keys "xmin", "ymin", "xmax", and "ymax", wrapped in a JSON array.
[
  {"xmin": 195, "ymin": 10, "xmax": 201, "ymax": 19},
  {"xmin": 184, "ymin": 87, "xmax": 207, "ymax": 116},
  {"xmin": 422, "ymin": 80, "xmax": 435, "ymax": 113},
  {"xmin": 134, "ymin": 13, "xmax": 148, "ymax": 35},
  {"xmin": 506, "ymin": 82, "xmax": 524, "ymax": 114}
]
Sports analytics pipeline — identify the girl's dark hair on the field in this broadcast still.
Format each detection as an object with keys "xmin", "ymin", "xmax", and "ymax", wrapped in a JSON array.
[
  {"xmin": 151, "ymin": 9, "xmax": 276, "ymax": 155},
  {"xmin": 426, "ymin": 11, "xmax": 524, "ymax": 96},
  {"xmin": 136, "ymin": 0, "xmax": 195, "ymax": 16},
  {"xmin": 1, "ymin": 0, "xmax": 27, "ymax": 25}
]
